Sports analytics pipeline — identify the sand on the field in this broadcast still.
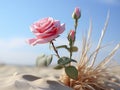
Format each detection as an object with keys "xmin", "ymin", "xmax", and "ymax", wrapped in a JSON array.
[
  {"xmin": 0, "ymin": 64, "xmax": 72, "ymax": 90},
  {"xmin": 0, "ymin": 64, "xmax": 120, "ymax": 90}
]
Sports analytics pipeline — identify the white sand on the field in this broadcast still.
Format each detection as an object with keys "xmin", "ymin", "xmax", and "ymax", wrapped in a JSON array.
[
  {"xmin": 0, "ymin": 64, "xmax": 120, "ymax": 90},
  {"xmin": 0, "ymin": 64, "xmax": 72, "ymax": 90}
]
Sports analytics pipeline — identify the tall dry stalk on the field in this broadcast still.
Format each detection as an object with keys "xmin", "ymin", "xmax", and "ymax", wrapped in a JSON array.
[{"xmin": 60, "ymin": 12, "xmax": 120, "ymax": 90}]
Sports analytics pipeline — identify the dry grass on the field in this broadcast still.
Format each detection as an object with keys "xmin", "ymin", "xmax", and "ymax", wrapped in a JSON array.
[{"xmin": 60, "ymin": 12, "xmax": 120, "ymax": 90}]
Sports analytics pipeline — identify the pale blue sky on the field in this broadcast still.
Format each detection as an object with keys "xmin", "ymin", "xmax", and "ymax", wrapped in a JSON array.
[{"xmin": 0, "ymin": 0, "xmax": 120, "ymax": 65}]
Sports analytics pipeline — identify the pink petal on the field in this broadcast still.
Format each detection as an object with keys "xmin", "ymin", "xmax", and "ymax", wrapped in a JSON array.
[
  {"xmin": 26, "ymin": 34, "xmax": 58, "ymax": 46},
  {"xmin": 26, "ymin": 38, "xmax": 48, "ymax": 46},
  {"xmin": 57, "ymin": 23, "xmax": 65, "ymax": 34},
  {"xmin": 54, "ymin": 20, "xmax": 60, "ymax": 27},
  {"xmin": 26, "ymin": 38, "xmax": 37, "ymax": 46}
]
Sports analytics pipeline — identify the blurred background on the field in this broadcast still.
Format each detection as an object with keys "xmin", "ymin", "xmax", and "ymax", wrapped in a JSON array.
[{"xmin": 0, "ymin": 0, "xmax": 120, "ymax": 65}]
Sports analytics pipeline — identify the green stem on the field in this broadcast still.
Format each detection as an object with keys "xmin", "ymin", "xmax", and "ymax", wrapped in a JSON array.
[
  {"xmin": 75, "ymin": 19, "xmax": 78, "ymax": 32},
  {"xmin": 69, "ymin": 19, "xmax": 78, "ymax": 64},
  {"xmin": 69, "ymin": 44, "xmax": 72, "ymax": 60},
  {"xmin": 50, "ymin": 41, "xmax": 60, "ymax": 58},
  {"xmin": 74, "ymin": 19, "xmax": 78, "ymax": 42}
]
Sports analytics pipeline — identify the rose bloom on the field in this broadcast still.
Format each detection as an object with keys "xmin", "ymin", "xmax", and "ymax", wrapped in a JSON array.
[{"xmin": 27, "ymin": 17, "xmax": 65, "ymax": 46}]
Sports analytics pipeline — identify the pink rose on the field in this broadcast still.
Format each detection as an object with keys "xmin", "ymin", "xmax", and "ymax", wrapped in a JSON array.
[
  {"xmin": 27, "ymin": 17, "xmax": 65, "ymax": 46},
  {"xmin": 68, "ymin": 30, "xmax": 75, "ymax": 41},
  {"xmin": 72, "ymin": 7, "xmax": 81, "ymax": 20}
]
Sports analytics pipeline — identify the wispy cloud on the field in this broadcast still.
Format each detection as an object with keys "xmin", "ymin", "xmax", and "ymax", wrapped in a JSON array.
[
  {"xmin": 0, "ymin": 37, "xmax": 78, "ymax": 65},
  {"xmin": 0, "ymin": 38, "xmax": 26, "ymax": 49},
  {"xmin": 0, "ymin": 38, "xmax": 39, "ymax": 65},
  {"xmin": 0, "ymin": 37, "xmax": 119, "ymax": 65}
]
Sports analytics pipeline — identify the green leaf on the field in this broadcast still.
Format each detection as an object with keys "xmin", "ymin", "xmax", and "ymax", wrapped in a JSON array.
[
  {"xmin": 56, "ymin": 45, "xmax": 69, "ymax": 50},
  {"xmin": 45, "ymin": 55, "xmax": 53, "ymax": 66},
  {"xmin": 54, "ymin": 65, "xmax": 63, "ymax": 69},
  {"xmin": 71, "ymin": 46, "xmax": 78, "ymax": 52},
  {"xmin": 58, "ymin": 57, "xmax": 77, "ymax": 66},
  {"xmin": 56, "ymin": 45, "xmax": 78, "ymax": 52},
  {"xmin": 65, "ymin": 66, "xmax": 78, "ymax": 80},
  {"xmin": 36, "ymin": 54, "xmax": 46, "ymax": 67},
  {"xmin": 67, "ymin": 46, "xmax": 78, "ymax": 52},
  {"xmin": 36, "ymin": 54, "xmax": 53, "ymax": 67}
]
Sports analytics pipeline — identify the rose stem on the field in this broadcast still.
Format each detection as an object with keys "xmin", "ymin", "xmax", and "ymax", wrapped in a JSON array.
[
  {"xmin": 74, "ymin": 19, "xmax": 78, "ymax": 41},
  {"xmin": 50, "ymin": 41, "xmax": 60, "ymax": 58}
]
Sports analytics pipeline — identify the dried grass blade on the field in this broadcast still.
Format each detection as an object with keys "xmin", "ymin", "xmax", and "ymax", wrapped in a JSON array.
[
  {"xmin": 88, "ymin": 42, "xmax": 113, "ymax": 66},
  {"xmin": 86, "ymin": 84, "xmax": 95, "ymax": 90},
  {"xmin": 79, "ymin": 36, "xmax": 87, "ymax": 66},
  {"xmin": 87, "ymin": 19, "xmax": 92, "ymax": 43},
  {"xmin": 88, "ymin": 82, "xmax": 105, "ymax": 90},
  {"xmin": 90, "ymin": 11, "xmax": 110, "ymax": 67},
  {"xmin": 79, "ymin": 20, "xmax": 92, "ymax": 67},
  {"xmin": 96, "ymin": 43, "xmax": 120, "ymax": 70},
  {"xmin": 104, "ymin": 78, "xmax": 120, "ymax": 87}
]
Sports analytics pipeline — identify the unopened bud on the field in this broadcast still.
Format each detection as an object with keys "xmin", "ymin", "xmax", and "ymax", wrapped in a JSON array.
[
  {"xmin": 72, "ymin": 7, "xmax": 81, "ymax": 20},
  {"xmin": 68, "ymin": 30, "xmax": 75, "ymax": 42}
]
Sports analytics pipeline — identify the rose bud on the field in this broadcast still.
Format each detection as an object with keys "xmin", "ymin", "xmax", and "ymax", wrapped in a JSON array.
[
  {"xmin": 72, "ymin": 7, "xmax": 81, "ymax": 20},
  {"xmin": 68, "ymin": 30, "xmax": 75, "ymax": 42}
]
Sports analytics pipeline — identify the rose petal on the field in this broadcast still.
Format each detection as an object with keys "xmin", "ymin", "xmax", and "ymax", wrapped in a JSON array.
[
  {"xmin": 26, "ymin": 38, "xmax": 37, "ymax": 46},
  {"xmin": 39, "ymin": 17, "xmax": 53, "ymax": 33},
  {"xmin": 30, "ymin": 25, "xmax": 39, "ymax": 34},
  {"xmin": 39, "ymin": 34, "xmax": 60, "ymax": 45},
  {"xmin": 54, "ymin": 20, "xmax": 60, "ymax": 27},
  {"xmin": 28, "ymin": 17, "xmax": 65, "ymax": 45},
  {"xmin": 57, "ymin": 23, "xmax": 65, "ymax": 34},
  {"xmin": 26, "ymin": 38, "xmax": 48, "ymax": 46}
]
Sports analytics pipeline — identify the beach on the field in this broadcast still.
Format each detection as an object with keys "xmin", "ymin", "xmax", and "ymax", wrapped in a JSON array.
[
  {"xmin": 0, "ymin": 64, "xmax": 72, "ymax": 90},
  {"xmin": 0, "ymin": 64, "xmax": 120, "ymax": 90}
]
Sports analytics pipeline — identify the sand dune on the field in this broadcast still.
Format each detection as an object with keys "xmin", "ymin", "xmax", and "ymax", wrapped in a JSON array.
[
  {"xmin": 0, "ymin": 64, "xmax": 120, "ymax": 90},
  {"xmin": 0, "ymin": 65, "xmax": 72, "ymax": 90}
]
